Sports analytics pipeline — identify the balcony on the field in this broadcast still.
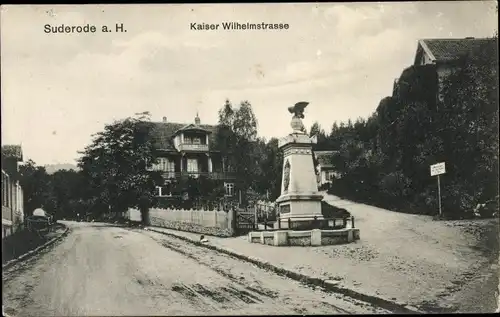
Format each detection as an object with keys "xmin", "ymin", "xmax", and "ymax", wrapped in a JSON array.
[
  {"xmin": 161, "ymin": 171, "xmax": 236, "ymax": 180},
  {"xmin": 178, "ymin": 143, "xmax": 209, "ymax": 152}
]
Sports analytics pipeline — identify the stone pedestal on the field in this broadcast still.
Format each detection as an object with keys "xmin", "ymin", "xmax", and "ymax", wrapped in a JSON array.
[
  {"xmin": 276, "ymin": 131, "xmax": 324, "ymax": 227},
  {"xmin": 247, "ymin": 102, "xmax": 361, "ymax": 247}
]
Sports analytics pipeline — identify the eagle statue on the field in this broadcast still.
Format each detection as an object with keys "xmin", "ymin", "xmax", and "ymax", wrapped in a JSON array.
[{"xmin": 288, "ymin": 101, "xmax": 309, "ymax": 119}]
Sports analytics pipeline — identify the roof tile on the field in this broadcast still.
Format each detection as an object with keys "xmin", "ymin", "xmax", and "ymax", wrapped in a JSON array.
[
  {"xmin": 314, "ymin": 150, "xmax": 338, "ymax": 167},
  {"xmin": 422, "ymin": 38, "xmax": 496, "ymax": 62},
  {"xmin": 150, "ymin": 122, "xmax": 219, "ymax": 152}
]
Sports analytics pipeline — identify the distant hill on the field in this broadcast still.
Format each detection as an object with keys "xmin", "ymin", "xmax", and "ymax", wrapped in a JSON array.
[{"xmin": 44, "ymin": 163, "xmax": 79, "ymax": 174}]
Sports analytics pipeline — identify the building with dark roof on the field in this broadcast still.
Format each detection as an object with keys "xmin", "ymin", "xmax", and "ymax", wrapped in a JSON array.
[
  {"xmin": 393, "ymin": 37, "xmax": 497, "ymax": 104},
  {"xmin": 413, "ymin": 37, "xmax": 494, "ymax": 65},
  {"xmin": 1, "ymin": 145, "xmax": 25, "ymax": 238},
  {"xmin": 313, "ymin": 150, "xmax": 340, "ymax": 187},
  {"xmin": 148, "ymin": 114, "xmax": 236, "ymax": 198}
]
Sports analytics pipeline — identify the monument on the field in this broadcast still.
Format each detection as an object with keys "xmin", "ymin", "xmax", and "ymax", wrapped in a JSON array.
[
  {"xmin": 275, "ymin": 101, "xmax": 324, "ymax": 229},
  {"xmin": 247, "ymin": 102, "xmax": 360, "ymax": 246}
]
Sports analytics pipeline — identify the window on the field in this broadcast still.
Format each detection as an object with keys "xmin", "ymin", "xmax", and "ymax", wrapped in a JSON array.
[
  {"xmin": 151, "ymin": 158, "xmax": 175, "ymax": 172},
  {"xmin": 224, "ymin": 182, "xmax": 235, "ymax": 197},
  {"xmin": 165, "ymin": 159, "xmax": 175, "ymax": 172},
  {"xmin": 187, "ymin": 158, "xmax": 198, "ymax": 173},
  {"xmin": 1, "ymin": 172, "xmax": 6, "ymax": 207},
  {"xmin": 193, "ymin": 137, "xmax": 201, "ymax": 145},
  {"xmin": 327, "ymin": 171, "xmax": 336, "ymax": 181},
  {"xmin": 2, "ymin": 172, "xmax": 10, "ymax": 208}
]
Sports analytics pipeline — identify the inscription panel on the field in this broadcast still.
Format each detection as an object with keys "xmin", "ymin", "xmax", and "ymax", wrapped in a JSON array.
[{"xmin": 280, "ymin": 204, "xmax": 291, "ymax": 214}]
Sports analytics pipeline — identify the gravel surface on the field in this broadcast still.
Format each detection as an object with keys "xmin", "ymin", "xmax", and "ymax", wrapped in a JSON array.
[
  {"xmin": 2, "ymin": 221, "xmax": 389, "ymax": 316},
  {"xmin": 150, "ymin": 193, "xmax": 499, "ymax": 313},
  {"xmin": 322, "ymin": 193, "xmax": 499, "ymax": 313}
]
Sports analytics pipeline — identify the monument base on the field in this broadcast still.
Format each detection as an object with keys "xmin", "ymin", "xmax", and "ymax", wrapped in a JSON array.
[
  {"xmin": 276, "ymin": 193, "xmax": 324, "ymax": 223},
  {"xmin": 248, "ymin": 228, "xmax": 361, "ymax": 247}
]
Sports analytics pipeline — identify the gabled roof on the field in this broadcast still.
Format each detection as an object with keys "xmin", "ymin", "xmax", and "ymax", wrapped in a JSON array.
[
  {"xmin": 150, "ymin": 122, "xmax": 219, "ymax": 152},
  {"xmin": 175, "ymin": 123, "xmax": 213, "ymax": 134},
  {"xmin": 414, "ymin": 37, "xmax": 495, "ymax": 65},
  {"xmin": 314, "ymin": 150, "xmax": 339, "ymax": 168},
  {"xmin": 1, "ymin": 145, "xmax": 23, "ymax": 178}
]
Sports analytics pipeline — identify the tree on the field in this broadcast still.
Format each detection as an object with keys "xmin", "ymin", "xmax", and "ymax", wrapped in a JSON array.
[
  {"xmin": 216, "ymin": 99, "xmax": 237, "ymax": 173},
  {"xmin": 436, "ymin": 36, "xmax": 499, "ymax": 213},
  {"xmin": 18, "ymin": 160, "xmax": 51, "ymax": 216},
  {"xmin": 48, "ymin": 170, "xmax": 86, "ymax": 221},
  {"xmin": 326, "ymin": 36, "xmax": 498, "ymax": 218},
  {"xmin": 77, "ymin": 112, "xmax": 163, "ymax": 224},
  {"xmin": 216, "ymin": 99, "xmax": 260, "ymax": 204}
]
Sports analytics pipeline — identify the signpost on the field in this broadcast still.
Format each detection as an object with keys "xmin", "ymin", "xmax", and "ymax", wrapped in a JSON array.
[{"xmin": 430, "ymin": 162, "xmax": 446, "ymax": 217}]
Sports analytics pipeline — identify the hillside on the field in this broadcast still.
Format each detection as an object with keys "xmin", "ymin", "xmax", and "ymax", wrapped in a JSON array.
[{"xmin": 44, "ymin": 163, "xmax": 78, "ymax": 174}]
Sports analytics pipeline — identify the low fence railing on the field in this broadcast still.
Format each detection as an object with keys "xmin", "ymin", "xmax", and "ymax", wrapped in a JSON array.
[
  {"xmin": 160, "ymin": 171, "xmax": 237, "ymax": 180},
  {"xmin": 257, "ymin": 215, "xmax": 355, "ymax": 231}
]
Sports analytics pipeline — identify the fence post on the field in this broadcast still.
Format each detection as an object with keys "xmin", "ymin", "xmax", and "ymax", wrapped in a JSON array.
[
  {"xmin": 288, "ymin": 218, "xmax": 291, "ymax": 230},
  {"xmin": 230, "ymin": 207, "xmax": 236, "ymax": 235},
  {"xmin": 214, "ymin": 210, "xmax": 218, "ymax": 228},
  {"xmin": 351, "ymin": 216, "xmax": 355, "ymax": 229},
  {"xmin": 343, "ymin": 217, "xmax": 347, "ymax": 228},
  {"xmin": 278, "ymin": 217, "xmax": 281, "ymax": 229}
]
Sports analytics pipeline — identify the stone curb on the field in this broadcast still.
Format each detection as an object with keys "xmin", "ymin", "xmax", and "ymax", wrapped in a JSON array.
[
  {"xmin": 2, "ymin": 224, "xmax": 70, "ymax": 271},
  {"xmin": 146, "ymin": 227, "xmax": 424, "ymax": 314}
]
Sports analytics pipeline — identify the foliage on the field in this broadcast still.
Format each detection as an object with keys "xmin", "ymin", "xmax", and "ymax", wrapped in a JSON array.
[
  {"xmin": 215, "ymin": 99, "xmax": 260, "ymax": 204},
  {"xmin": 77, "ymin": 112, "xmax": 163, "ymax": 224},
  {"xmin": 326, "ymin": 36, "xmax": 499, "ymax": 218},
  {"xmin": 18, "ymin": 160, "xmax": 51, "ymax": 216},
  {"xmin": 257, "ymin": 138, "xmax": 283, "ymax": 201},
  {"xmin": 17, "ymin": 40, "xmax": 498, "ymax": 222}
]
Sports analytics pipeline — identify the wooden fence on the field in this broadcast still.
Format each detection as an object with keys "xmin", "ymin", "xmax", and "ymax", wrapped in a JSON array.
[
  {"xmin": 126, "ymin": 208, "xmax": 233, "ymax": 235},
  {"xmin": 149, "ymin": 208, "xmax": 232, "ymax": 229}
]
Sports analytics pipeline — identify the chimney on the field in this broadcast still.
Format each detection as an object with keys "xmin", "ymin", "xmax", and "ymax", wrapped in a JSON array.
[
  {"xmin": 195, "ymin": 112, "xmax": 200, "ymax": 125},
  {"xmin": 162, "ymin": 116, "xmax": 167, "ymax": 123}
]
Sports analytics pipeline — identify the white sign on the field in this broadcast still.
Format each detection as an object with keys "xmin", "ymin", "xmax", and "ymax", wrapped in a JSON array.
[{"xmin": 430, "ymin": 162, "xmax": 446, "ymax": 176}]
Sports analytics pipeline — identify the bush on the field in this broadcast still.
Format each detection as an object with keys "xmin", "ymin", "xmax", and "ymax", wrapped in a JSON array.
[{"xmin": 2, "ymin": 229, "xmax": 47, "ymax": 264}]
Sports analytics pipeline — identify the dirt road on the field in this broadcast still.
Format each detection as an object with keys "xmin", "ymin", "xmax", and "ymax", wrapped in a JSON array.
[
  {"xmin": 2, "ymin": 221, "xmax": 390, "ymax": 316},
  {"xmin": 322, "ymin": 193, "xmax": 499, "ymax": 313}
]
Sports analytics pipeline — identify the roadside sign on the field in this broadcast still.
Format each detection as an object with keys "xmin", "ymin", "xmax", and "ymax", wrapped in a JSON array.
[
  {"xmin": 430, "ymin": 162, "xmax": 446, "ymax": 176},
  {"xmin": 430, "ymin": 162, "xmax": 446, "ymax": 217}
]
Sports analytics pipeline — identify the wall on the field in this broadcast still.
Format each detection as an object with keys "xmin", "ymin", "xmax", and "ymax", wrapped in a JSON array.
[
  {"xmin": 321, "ymin": 170, "xmax": 331, "ymax": 185},
  {"xmin": 2, "ymin": 169, "xmax": 24, "ymax": 239},
  {"xmin": 420, "ymin": 50, "xmax": 433, "ymax": 65},
  {"xmin": 248, "ymin": 228, "xmax": 360, "ymax": 246},
  {"xmin": 127, "ymin": 207, "xmax": 234, "ymax": 237}
]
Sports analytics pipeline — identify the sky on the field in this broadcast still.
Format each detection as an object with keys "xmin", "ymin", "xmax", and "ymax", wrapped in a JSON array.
[{"xmin": 1, "ymin": 2, "xmax": 498, "ymax": 166}]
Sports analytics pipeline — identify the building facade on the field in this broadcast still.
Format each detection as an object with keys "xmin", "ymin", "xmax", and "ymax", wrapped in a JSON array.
[
  {"xmin": 148, "ymin": 114, "xmax": 237, "ymax": 199},
  {"xmin": 1, "ymin": 145, "xmax": 25, "ymax": 238},
  {"xmin": 314, "ymin": 151, "xmax": 340, "ymax": 188},
  {"xmin": 394, "ymin": 37, "xmax": 496, "ymax": 104}
]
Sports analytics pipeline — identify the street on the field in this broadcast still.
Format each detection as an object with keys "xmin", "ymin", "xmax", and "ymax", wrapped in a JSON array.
[
  {"xmin": 2, "ymin": 221, "xmax": 390, "ymax": 316},
  {"xmin": 322, "ymin": 193, "xmax": 499, "ymax": 313}
]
